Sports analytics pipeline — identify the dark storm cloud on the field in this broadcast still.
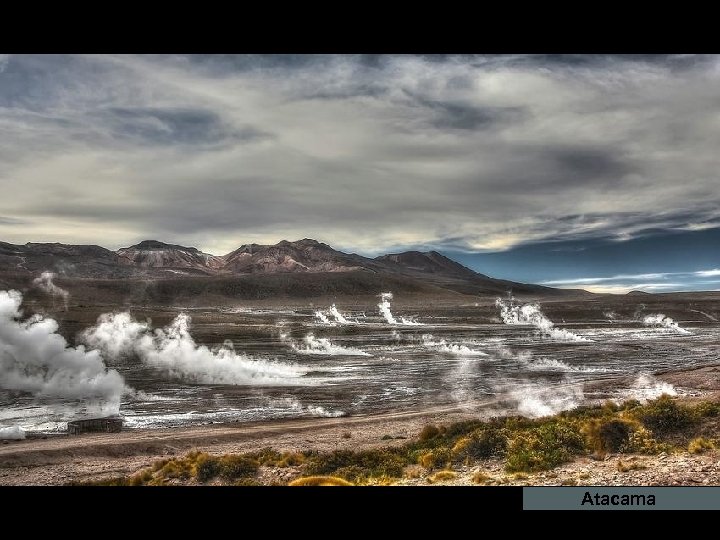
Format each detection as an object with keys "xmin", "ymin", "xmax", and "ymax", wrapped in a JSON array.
[
  {"xmin": 548, "ymin": 147, "xmax": 636, "ymax": 179},
  {"xmin": 1, "ymin": 53, "xmax": 720, "ymax": 268}
]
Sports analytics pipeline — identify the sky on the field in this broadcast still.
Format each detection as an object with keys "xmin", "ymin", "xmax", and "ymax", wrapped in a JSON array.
[{"xmin": 1, "ymin": 54, "xmax": 719, "ymax": 293}]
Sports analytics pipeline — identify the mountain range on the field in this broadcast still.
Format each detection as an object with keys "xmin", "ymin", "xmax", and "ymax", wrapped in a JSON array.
[{"xmin": 0, "ymin": 238, "xmax": 584, "ymax": 299}]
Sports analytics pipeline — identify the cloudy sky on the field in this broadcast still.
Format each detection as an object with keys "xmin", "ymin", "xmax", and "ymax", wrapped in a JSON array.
[{"xmin": 1, "ymin": 54, "xmax": 720, "ymax": 293}]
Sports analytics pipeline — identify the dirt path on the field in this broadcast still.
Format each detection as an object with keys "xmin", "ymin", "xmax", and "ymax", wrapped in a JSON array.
[{"xmin": 0, "ymin": 400, "xmax": 498, "ymax": 485}]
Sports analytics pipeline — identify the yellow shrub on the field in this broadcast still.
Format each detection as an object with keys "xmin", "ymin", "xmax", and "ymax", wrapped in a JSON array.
[
  {"xmin": 688, "ymin": 437, "xmax": 714, "ymax": 454},
  {"xmin": 289, "ymin": 476, "xmax": 354, "ymax": 486},
  {"xmin": 428, "ymin": 470, "xmax": 457, "ymax": 483}
]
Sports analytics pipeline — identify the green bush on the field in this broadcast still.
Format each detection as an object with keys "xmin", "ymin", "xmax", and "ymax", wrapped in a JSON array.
[
  {"xmin": 196, "ymin": 454, "xmax": 221, "ymax": 482},
  {"xmin": 419, "ymin": 424, "xmax": 441, "ymax": 441},
  {"xmin": 619, "ymin": 399, "xmax": 642, "ymax": 411},
  {"xmin": 417, "ymin": 447, "xmax": 452, "ymax": 470},
  {"xmin": 443, "ymin": 419, "xmax": 485, "ymax": 439},
  {"xmin": 632, "ymin": 395, "xmax": 697, "ymax": 435},
  {"xmin": 505, "ymin": 422, "xmax": 584, "ymax": 473},
  {"xmin": 688, "ymin": 437, "xmax": 714, "ymax": 454},
  {"xmin": 584, "ymin": 418, "xmax": 635, "ymax": 453},
  {"xmin": 452, "ymin": 428, "xmax": 508, "ymax": 461},
  {"xmin": 620, "ymin": 426, "xmax": 669, "ymax": 455},
  {"xmin": 156, "ymin": 458, "xmax": 195, "ymax": 480},
  {"xmin": 693, "ymin": 401, "xmax": 720, "ymax": 418},
  {"xmin": 219, "ymin": 455, "xmax": 259, "ymax": 479},
  {"xmin": 303, "ymin": 448, "xmax": 406, "ymax": 482},
  {"xmin": 246, "ymin": 448, "xmax": 305, "ymax": 468}
]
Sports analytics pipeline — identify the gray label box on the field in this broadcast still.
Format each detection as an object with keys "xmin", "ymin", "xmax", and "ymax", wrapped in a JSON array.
[{"xmin": 524, "ymin": 487, "xmax": 720, "ymax": 510}]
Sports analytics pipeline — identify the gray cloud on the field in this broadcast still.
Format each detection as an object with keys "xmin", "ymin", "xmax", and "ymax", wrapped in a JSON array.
[
  {"xmin": 0, "ymin": 216, "xmax": 25, "ymax": 225},
  {"xmin": 1, "ymin": 54, "xmax": 720, "ymax": 255},
  {"xmin": 94, "ymin": 107, "xmax": 272, "ymax": 146}
]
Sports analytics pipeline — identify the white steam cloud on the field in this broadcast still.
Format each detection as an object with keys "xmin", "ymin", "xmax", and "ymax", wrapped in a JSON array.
[
  {"xmin": 378, "ymin": 292, "xmax": 396, "ymax": 324},
  {"xmin": 328, "ymin": 304, "xmax": 349, "ymax": 324},
  {"xmin": 495, "ymin": 297, "xmax": 591, "ymax": 342},
  {"xmin": 282, "ymin": 332, "xmax": 371, "ymax": 356},
  {"xmin": 82, "ymin": 312, "xmax": 309, "ymax": 385},
  {"xmin": 32, "ymin": 272, "xmax": 69, "ymax": 310},
  {"xmin": 314, "ymin": 304, "xmax": 352, "ymax": 325},
  {"xmin": 642, "ymin": 314, "xmax": 692, "ymax": 335},
  {"xmin": 421, "ymin": 334, "xmax": 487, "ymax": 356},
  {"xmin": 305, "ymin": 405, "xmax": 347, "ymax": 418},
  {"xmin": 0, "ymin": 290, "xmax": 126, "ymax": 410},
  {"xmin": 509, "ymin": 382, "xmax": 585, "ymax": 418},
  {"xmin": 522, "ymin": 357, "xmax": 609, "ymax": 373},
  {"xmin": 266, "ymin": 397, "xmax": 346, "ymax": 418},
  {"xmin": 629, "ymin": 374, "xmax": 678, "ymax": 400},
  {"xmin": 0, "ymin": 426, "xmax": 26, "ymax": 440},
  {"xmin": 378, "ymin": 292, "xmax": 424, "ymax": 325}
]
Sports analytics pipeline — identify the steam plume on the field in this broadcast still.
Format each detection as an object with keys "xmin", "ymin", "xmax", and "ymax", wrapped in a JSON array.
[
  {"xmin": 0, "ymin": 426, "xmax": 26, "ymax": 440},
  {"xmin": 421, "ymin": 334, "xmax": 487, "ymax": 356},
  {"xmin": 495, "ymin": 296, "xmax": 590, "ymax": 342},
  {"xmin": 328, "ymin": 304, "xmax": 349, "ymax": 324},
  {"xmin": 642, "ymin": 314, "xmax": 691, "ymax": 335},
  {"xmin": 508, "ymin": 382, "xmax": 585, "ymax": 418},
  {"xmin": 32, "ymin": 272, "xmax": 69, "ymax": 310},
  {"xmin": 378, "ymin": 292, "xmax": 423, "ymax": 325},
  {"xmin": 0, "ymin": 290, "xmax": 125, "ymax": 409},
  {"xmin": 378, "ymin": 292, "xmax": 396, "ymax": 324},
  {"xmin": 282, "ymin": 332, "xmax": 371, "ymax": 356},
  {"xmin": 314, "ymin": 304, "xmax": 351, "ymax": 325},
  {"xmin": 630, "ymin": 374, "xmax": 678, "ymax": 400},
  {"xmin": 82, "ymin": 312, "xmax": 309, "ymax": 385}
]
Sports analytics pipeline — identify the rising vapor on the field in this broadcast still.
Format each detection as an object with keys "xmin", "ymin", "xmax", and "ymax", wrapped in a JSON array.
[
  {"xmin": 0, "ymin": 290, "xmax": 126, "ymax": 408},
  {"xmin": 495, "ymin": 296, "xmax": 591, "ymax": 342},
  {"xmin": 32, "ymin": 272, "xmax": 69, "ymax": 310},
  {"xmin": 82, "ymin": 311, "xmax": 309, "ymax": 385}
]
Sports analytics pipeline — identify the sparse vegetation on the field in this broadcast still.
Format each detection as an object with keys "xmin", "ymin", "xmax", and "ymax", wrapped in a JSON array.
[
  {"xmin": 428, "ymin": 470, "xmax": 457, "ymax": 483},
  {"xmin": 75, "ymin": 395, "xmax": 720, "ymax": 486},
  {"xmin": 246, "ymin": 448, "xmax": 305, "ymax": 467},
  {"xmin": 196, "ymin": 454, "xmax": 220, "ymax": 483},
  {"xmin": 417, "ymin": 448, "xmax": 452, "ymax": 470},
  {"xmin": 617, "ymin": 459, "xmax": 647, "ymax": 472},
  {"xmin": 289, "ymin": 476, "xmax": 354, "ymax": 486},
  {"xmin": 452, "ymin": 428, "xmax": 509, "ymax": 461},
  {"xmin": 471, "ymin": 471, "xmax": 492, "ymax": 484},
  {"xmin": 218, "ymin": 455, "xmax": 259, "ymax": 480},
  {"xmin": 419, "ymin": 424, "xmax": 441, "ymax": 441},
  {"xmin": 688, "ymin": 437, "xmax": 715, "ymax": 454},
  {"xmin": 303, "ymin": 448, "xmax": 407, "ymax": 483},
  {"xmin": 630, "ymin": 394, "xmax": 698, "ymax": 435},
  {"xmin": 693, "ymin": 401, "xmax": 720, "ymax": 418},
  {"xmin": 584, "ymin": 418, "xmax": 635, "ymax": 453},
  {"xmin": 621, "ymin": 426, "xmax": 669, "ymax": 455},
  {"xmin": 505, "ymin": 422, "xmax": 584, "ymax": 473}
]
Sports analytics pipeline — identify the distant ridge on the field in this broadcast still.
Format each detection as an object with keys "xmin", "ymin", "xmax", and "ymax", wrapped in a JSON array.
[
  {"xmin": 627, "ymin": 290, "xmax": 654, "ymax": 296},
  {"xmin": 0, "ymin": 238, "xmax": 588, "ymax": 298}
]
